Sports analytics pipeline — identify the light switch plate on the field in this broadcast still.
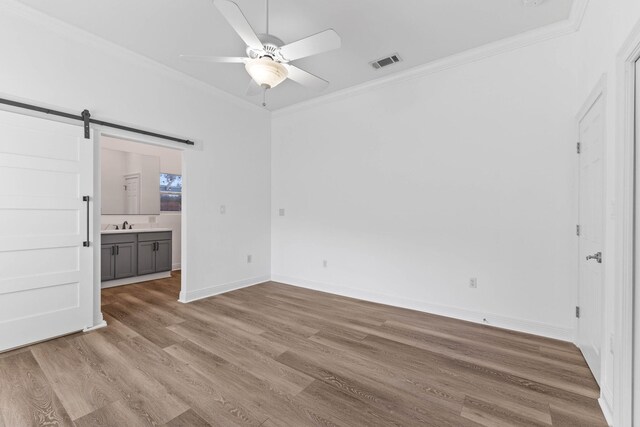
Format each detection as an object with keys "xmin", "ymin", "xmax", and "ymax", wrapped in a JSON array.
[{"xmin": 279, "ymin": 208, "xmax": 285, "ymax": 216}]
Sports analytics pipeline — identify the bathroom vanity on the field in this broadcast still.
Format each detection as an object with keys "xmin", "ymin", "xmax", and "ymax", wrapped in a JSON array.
[{"xmin": 101, "ymin": 228, "xmax": 172, "ymax": 287}]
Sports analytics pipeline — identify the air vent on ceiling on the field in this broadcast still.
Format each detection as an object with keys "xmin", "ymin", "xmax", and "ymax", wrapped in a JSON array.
[{"xmin": 370, "ymin": 53, "xmax": 402, "ymax": 70}]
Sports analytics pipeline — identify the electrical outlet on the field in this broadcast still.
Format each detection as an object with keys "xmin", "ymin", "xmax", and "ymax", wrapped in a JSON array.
[
  {"xmin": 323, "ymin": 260, "xmax": 328, "ymax": 268},
  {"xmin": 220, "ymin": 205, "xmax": 226, "ymax": 215},
  {"xmin": 279, "ymin": 208, "xmax": 285, "ymax": 216},
  {"xmin": 470, "ymin": 278, "xmax": 478, "ymax": 288},
  {"xmin": 247, "ymin": 254, "xmax": 252, "ymax": 263}
]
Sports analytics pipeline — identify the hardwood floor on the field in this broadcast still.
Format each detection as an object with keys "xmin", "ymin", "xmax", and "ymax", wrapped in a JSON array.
[{"xmin": 0, "ymin": 271, "xmax": 607, "ymax": 426}]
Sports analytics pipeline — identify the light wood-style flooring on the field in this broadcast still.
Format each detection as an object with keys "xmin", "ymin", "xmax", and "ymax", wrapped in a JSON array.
[{"xmin": 0, "ymin": 271, "xmax": 607, "ymax": 426}]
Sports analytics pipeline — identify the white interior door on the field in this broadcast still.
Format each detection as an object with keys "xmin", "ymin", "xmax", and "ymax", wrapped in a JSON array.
[
  {"xmin": 124, "ymin": 173, "xmax": 140, "ymax": 215},
  {"xmin": 577, "ymin": 90, "xmax": 605, "ymax": 384},
  {"xmin": 0, "ymin": 109, "xmax": 93, "ymax": 352}
]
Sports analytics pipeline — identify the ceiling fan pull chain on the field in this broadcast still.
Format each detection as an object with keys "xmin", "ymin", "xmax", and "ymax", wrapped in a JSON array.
[{"xmin": 262, "ymin": 88, "xmax": 267, "ymax": 107}]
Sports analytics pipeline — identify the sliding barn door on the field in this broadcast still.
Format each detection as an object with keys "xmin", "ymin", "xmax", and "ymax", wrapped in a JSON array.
[{"xmin": 0, "ymin": 109, "xmax": 93, "ymax": 352}]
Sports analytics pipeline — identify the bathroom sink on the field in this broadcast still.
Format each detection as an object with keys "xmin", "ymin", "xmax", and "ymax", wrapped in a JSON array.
[{"xmin": 101, "ymin": 228, "xmax": 171, "ymax": 234}]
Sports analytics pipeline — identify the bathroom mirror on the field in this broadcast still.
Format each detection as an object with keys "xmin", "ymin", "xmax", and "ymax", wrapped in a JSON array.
[{"xmin": 101, "ymin": 148, "xmax": 161, "ymax": 215}]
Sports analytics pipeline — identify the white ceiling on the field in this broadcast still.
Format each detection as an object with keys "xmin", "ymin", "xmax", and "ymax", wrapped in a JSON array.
[{"xmin": 18, "ymin": 0, "xmax": 574, "ymax": 111}]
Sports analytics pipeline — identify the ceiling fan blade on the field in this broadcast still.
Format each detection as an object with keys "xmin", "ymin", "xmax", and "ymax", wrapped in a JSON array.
[
  {"xmin": 246, "ymin": 79, "xmax": 263, "ymax": 96},
  {"xmin": 179, "ymin": 55, "xmax": 247, "ymax": 63},
  {"xmin": 279, "ymin": 29, "xmax": 341, "ymax": 61},
  {"xmin": 213, "ymin": 0, "xmax": 263, "ymax": 50},
  {"xmin": 285, "ymin": 65, "xmax": 329, "ymax": 91}
]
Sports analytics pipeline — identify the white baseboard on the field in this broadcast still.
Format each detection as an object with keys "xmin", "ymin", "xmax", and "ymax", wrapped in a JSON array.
[
  {"xmin": 271, "ymin": 275, "xmax": 575, "ymax": 342},
  {"xmin": 172, "ymin": 262, "xmax": 181, "ymax": 271},
  {"xmin": 179, "ymin": 275, "xmax": 271, "ymax": 303},
  {"xmin": 83, "ymin": 320, "xmax": 107, "ymax": 333},
  {"xmin": 101, "ymin": 271, "xmax": 171, "ymax": 289},
  {"xmin": 598, "ymin": 395, "xmax": 614, "ymax": 426}
]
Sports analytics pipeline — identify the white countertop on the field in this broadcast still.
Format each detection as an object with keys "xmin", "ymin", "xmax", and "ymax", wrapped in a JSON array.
[{"xmin": 101, "ymin": 228, "xmax": 172, "ymax": 234}]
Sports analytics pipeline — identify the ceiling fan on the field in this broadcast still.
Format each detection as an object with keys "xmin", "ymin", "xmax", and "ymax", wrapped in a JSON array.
[{"xmin": 180, "ymin": 0, "xmax": 341, "ymax": 105}]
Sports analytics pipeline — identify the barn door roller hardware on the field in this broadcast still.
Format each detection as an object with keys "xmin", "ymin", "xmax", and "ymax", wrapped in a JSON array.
[{"xmin": 0, "ymin": 97, "xmax": 195, "ymax": 146}]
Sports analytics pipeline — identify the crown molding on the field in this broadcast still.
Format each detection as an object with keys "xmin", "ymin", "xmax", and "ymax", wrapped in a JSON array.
[
  {"xmin": 273, "ymin": 0, "xmax": 589, "ymax": 117},
  {"xmin": 2, "ymin": 0, "xmax": 267, "ymax": 115}
]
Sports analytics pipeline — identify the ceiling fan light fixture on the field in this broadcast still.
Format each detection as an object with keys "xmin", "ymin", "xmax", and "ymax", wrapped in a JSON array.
[{"xmin": 245, "ymin": 58, "xmax": 288, "ymax": 89}]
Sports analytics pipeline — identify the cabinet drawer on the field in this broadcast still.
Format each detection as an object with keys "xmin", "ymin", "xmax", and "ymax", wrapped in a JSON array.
[
  {"xmin": 137, "ymin": 231, "xmax": 172, "ymax": 242},
  {"xmin": 102, "ymin": 233, "xmax": 137, "ymax": 244}
]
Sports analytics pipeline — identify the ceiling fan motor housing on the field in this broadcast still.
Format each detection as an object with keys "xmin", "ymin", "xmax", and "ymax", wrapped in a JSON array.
[{"xmin": 247, "ymin": 34, "xmax": 287, "ymax": 62}]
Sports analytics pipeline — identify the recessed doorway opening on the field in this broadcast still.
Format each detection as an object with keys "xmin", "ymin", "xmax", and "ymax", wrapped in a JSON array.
[{"xmin": 96, "ymin": 132, "xmax": 186, "ymax": 314}]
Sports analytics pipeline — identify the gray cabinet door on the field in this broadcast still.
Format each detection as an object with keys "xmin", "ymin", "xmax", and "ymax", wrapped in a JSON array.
[
  {"xmin": 101, "ymin": 245, "xmax": 115, "ymax": 281},
  {"xmin": 114, "ymin": 242, "xmax": 137, "ymax": 279},
  {"xmin": 137, "ymin": 241, "xmax": 156, "ymax": 275},
  {"xmin": 155, "ymin": 240, "xmax": 172, "ymax": 272}
]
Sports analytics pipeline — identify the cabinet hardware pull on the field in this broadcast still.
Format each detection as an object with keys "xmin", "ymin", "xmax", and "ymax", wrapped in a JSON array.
[
  {"xmin": 116, "ymin": 245, "xmax": 119, "ymax": 255},
  {"xmin": 111, "ymin": 245, "xmax": 115, "ymax": 256},
  {"xmin": 82, "ymin": 196, "xmax": 90, "ymax": 247}
]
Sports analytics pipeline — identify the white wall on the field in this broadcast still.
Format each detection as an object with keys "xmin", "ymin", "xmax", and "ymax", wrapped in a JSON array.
[
  {"xmin": 0, "ymin": 1, "xmax": 271, "ymax": 321},
  {"xmin": 101, "ymin": 135, "xmax": 182, "ymax": 175},
  {"xmin": 272, "ymin": 34, "xmax": 581, "ymax": 341},
  {"xmin": 100, "ymin": 148, "xmax": 128, "ymax": 214}
]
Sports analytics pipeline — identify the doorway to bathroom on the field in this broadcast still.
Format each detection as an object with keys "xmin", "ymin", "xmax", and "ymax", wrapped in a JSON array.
[{"xmin": 97, "ymin": 132, "xmax": 185, "ymax": 310}]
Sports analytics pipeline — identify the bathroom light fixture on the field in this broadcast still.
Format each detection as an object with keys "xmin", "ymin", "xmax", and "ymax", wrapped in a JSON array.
[{"xmin": 245, "ymin": 57, "xmax": 288, "ymax": 89}]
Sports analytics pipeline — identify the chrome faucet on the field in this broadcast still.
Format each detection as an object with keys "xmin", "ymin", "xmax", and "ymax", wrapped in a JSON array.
[{"xmin": 122, "ymin": 221, "xmax": 129, "ymax": 230}]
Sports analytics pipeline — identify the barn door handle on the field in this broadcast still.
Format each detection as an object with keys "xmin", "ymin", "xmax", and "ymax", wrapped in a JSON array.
[
  {"xmin": 82, "ymin": 196, "xmax": 90, "ymax": 247},
  {"xmin": 586, "ymin": 252, "xmax": 602, "ymax": 263}
]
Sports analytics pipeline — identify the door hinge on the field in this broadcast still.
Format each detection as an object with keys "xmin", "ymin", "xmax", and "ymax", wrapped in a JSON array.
[
  {"xmin": 577, "ymin": 142, "xmax": 581, "ymax": 154},
  {"xmin": 576, "ymin": 306, "xmax": 580, "ymax": 319},
  {"xmin": 576, "ymin": 225, "xmax": 580, "ymax": 236}
]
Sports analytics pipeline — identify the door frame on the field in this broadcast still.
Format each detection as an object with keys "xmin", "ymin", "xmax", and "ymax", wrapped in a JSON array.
[
  {"xmin": 93, "ymin": 127, "xmax": 195, "ymax": 329},
  {"xmin": 615, "ymin": 19, "xmax": 640, "ymax": 427},
  {"xmin": 575, "ymin": 75, "xmax": 607, "ymax": 387}
]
